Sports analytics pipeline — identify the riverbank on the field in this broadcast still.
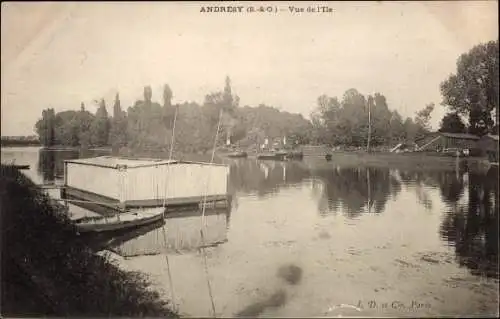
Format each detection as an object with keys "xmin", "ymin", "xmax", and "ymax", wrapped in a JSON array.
[
  {"xmin": 300, "ymin": 151, "xmax": 492, "ymax": 174},
  {"xmin": 39, "ymin": 146, "xmax": 113, "ymax": 152},
  {"xmin": 0, "ymin": 142, "xmax": 41, "ymax": 147},
  {"xmin": 0, "ymin": 164, "xmax": 178, "ymax": 317}
]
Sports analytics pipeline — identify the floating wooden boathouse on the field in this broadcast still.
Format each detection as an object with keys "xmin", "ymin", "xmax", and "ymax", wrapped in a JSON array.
[{"xmin": 61, "ymin": 156, "xmax": 230, "ymax": 211}]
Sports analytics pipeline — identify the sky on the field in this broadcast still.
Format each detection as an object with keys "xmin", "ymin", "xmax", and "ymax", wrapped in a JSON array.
[{"xmin": 1, "ymin": 1, "xmax": 498, "ymax": 136}]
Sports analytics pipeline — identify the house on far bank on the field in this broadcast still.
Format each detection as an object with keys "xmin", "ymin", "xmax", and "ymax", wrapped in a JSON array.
[
  {"xmin": 415, "ymin": 132, "xmax": 481, "ymax": 153},
  {"xmin": 477, "ymin": 134, "xmax": 499, "ymax": 163}
]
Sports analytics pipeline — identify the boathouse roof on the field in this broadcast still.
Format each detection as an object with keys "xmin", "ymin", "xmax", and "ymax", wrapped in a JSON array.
[
  {"xmin": 438, "ymin": 132, "xmax": 480, "ymax": 140},
  {"xmin": 64, "ymin": 156, "xmax": 228, "ymax": 169},
  {"xmin": 415, "ymin": 132, "xmax": 480, "ymax": 143},
  {"xmin": 65, "ymin": 156, "xmax": 179, "ymax": 168}
]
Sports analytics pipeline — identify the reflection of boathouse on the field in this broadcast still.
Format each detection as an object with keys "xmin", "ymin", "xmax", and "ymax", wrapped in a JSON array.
[
  {"xmin": 105, "ymin": 208, "xmax": 231, "ymax": 257},
  {"xmin": 477, "ymin": 134, "xmax": 499, "ymax": 163}
]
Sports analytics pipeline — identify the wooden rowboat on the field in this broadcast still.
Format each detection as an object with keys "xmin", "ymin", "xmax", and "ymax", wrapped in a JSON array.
[
  {"xmin": 226, "ymin": 151, "xmax": 248, "ymax": 158},
  {"xmin": 285, "ymin": 151, "xmax": 303, "ymax": 160},
  {"xmin": 257, "ymin": 150, "xmax": 287, "ymax": 160},
  {"xmin": 73, "ymin": 207, "xmax": 165, "ymax": 233}
]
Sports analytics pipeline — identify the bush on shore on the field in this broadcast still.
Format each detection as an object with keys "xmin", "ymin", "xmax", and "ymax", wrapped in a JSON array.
[{"xmin": 0, "ymin": 164, "xmax": 178, "ymax": 317}]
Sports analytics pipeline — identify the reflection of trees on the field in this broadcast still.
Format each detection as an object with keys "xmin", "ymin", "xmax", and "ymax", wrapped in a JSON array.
[
  {"xmin": 37, "ymin": 149, "xmax": 109, "ymax": 184},
  {"xmin": 398, "ymin": 169, "xmax": 466, "ymax": 210},
  {"xmin": 37, "ymin": 150, "xmax": 57, "ymax": 183},
  {"xmin": 311, "ymin": 167, "xmax": 402, "ymax": 217},
  {"xmin": 440, "ymin": 168, "xmax": 498, "ymax": 278},
  {"xmin": 437, "ymin": 171, "xmax": 465, "ymax": 205},
  {"xmin": 228, "ymin": 160, "xmax": 311, "ymax": 197},
  {"xmin": 399, "ymin": 170, "xmax": 441, "ymax": 188}
]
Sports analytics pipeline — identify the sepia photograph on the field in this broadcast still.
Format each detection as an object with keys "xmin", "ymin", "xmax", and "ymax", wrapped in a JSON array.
[{"xmin": 1, "ymin": 1, "xmax": 498, "ymax": 317}]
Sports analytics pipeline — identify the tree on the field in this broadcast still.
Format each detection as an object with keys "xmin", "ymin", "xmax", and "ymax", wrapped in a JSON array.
[
  {"xmin": 163, "ymin": 84, "xmax": 173, "ymax": 108},
  {"xmin": 54, "ymin": 111, "xmax": 80, "ymax": 146},
  {"xmin": 127, "ymin": 92, "xmax": 172, "ymax": 150},
  {"xmin": 415, "ymin": 103, "xmax": 435, "ymax": 133},
  {"xmin": 438, "ymin": 113, "xmax": 467, "ymax": 133},
  {"xmin": 440, "ymin": 40, "xmax": 499, "ymax": 136},
  {"xmin": 143, "ymin": 86, "xmax": 153, "ymax": 104},
  {"xmin": 403, "ymin": 118, "xmax": 418, "ymax": 143},
  {"xmin": 388, "ymin": 111, "xmax": 405, "ymax": 144},
  {"xmin": 371, "ymin": 93, "xmax": 393, "ymax": 146},
  {"xmin": 78, "ymin": 102, "xmax": 94, "ymax": 148},
  {"xmin": 312, "ymin": 95, "xmax": 342, "ymax": 145},
  {"xmin": 223, "ymin": 76, "xmax": 234, "ymax": 111},
  {"xmin": 310, "ymin": 90, "xmax": 414, "ymax": 147},
  {"xmin": 203, "ymin": 77, "xmax": 240, "ymax": 145},
  {"xmin": 110, "ymin": 93, "xmax": 128, "ymax": 150},
  {"xmin": 340, "ymin": 89, "xmax": 368, "ymax": 146},
  {"xmin": 35, "ymin": 108, "xmax": 56, "ymax": 147},
  {"xmin": 90, "ymin": 99, "xmax": 110, "ymax": 146}
]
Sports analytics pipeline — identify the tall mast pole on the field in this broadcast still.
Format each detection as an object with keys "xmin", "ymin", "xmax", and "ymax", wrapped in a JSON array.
[{"xmin": 367, "ymin": 97, "xmax": 372, "ymax": 152}]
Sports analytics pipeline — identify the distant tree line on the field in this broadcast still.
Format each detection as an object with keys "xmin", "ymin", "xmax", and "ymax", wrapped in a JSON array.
[
  {"xmin": 309, "ymin": 88, "xmax": 434, "ymax": 147},
  {"xmin": 34, "ymin": 77, "xmax": 312, "ymax": 152},
  {"xmin": 1, "ymin": 135, "xmax": 40, "ymax": 147}
]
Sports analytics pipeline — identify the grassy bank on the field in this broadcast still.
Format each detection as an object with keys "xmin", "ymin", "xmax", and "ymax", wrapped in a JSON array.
[{"xmin": 0, "ymin": 164, "xmax": 178, "ymax": 317}]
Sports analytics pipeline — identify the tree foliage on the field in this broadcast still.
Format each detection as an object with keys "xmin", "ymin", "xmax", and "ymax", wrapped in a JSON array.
[
  {"xmin": 35, "ymin": 77, "xmax": 437, "ymax": 152},
  {"xmin": 35, "ymin": 108, "xmax": 56, "ymax": 147},
  {"xmin": 438, "ymin": 113, "xmax": 467, "ymax": 133},
  {"xmin": 440, "ymin": 40, "xmax": 499, "ymax": 136},
  {"xmin": 77, "ymin": 103, "xmax": 94, "ymax": 148},
  {"xmin": 54, "ymin": 111, "xmax": 80, "ymax": 147},
  {"xmin": 126, "ymin": 87, "xmax": 171, "ymax": 150},
  {"xmin": 310, "ymin": 89, "xmax": 427, "ymax": 147},
  {"xmin": 109, "ymin": 93, "xmax": 128, "ymax": 150},
  {"xmin": 143, "ymin": 86, "xmax": 153, "ymax": 104},
  {"xmin": 90, "ymin": 99, "xmax": 110, "ymax": 146},
  {"xmin": 415, "ymin": 103, "xmax": 434, "ymax": 133},
  {"xmin": 162, "ymin": 84, "xmax": 173, "ymax": 108}
]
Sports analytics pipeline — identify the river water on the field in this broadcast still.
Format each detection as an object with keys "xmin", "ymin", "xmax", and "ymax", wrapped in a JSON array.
[{"xmin": 2, "ymin": 147, "xmax": 499, "ymax": 317}]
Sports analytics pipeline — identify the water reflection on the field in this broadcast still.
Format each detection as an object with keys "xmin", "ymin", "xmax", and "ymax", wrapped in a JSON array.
[
  {"xmin": 227, "ymin": 159, "xmax": 311, "ymax": 197},
  {"xmin": 37, "ymin": 149, "xmax": 57, "ymax": 182},
  {"xmin": 37, "ymin": 149, "xmax": 105, "ymax": 184},
  {"xmin": 396, "ymin": 169, "xmax": 469, "ymax": 211},
  {"xmin": 437, "ymin": 171, "xmax": 466, "ymax": 205},
  {"xmin": 310, "ymin": 166, "xmax": 403, "ymax": 217},
  {"xmin": 3, "ymin": 147, "xmax": 499, "ymax": 286},
  {"xmin": 440, "ymin": 167, "xmax": 499, "ymax": 278},
  {"xmin": 84, "ymin": 207, "xmax": 232, "ymax": 257}
]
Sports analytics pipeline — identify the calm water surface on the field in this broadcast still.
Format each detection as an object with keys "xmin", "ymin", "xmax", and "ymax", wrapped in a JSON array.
[{"xmin": 2, "ymin": 147, "xmax": 499, "ymax": 317}]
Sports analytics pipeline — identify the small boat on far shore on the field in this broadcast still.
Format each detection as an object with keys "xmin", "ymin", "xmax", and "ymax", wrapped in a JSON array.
[
  {"xmin": 285, "ymin": 151, "xmax": 303, "ymax": 160},
  {"xmin": 226, "ymin": 151, "xmax": 248, "ymax": 158},
  {"xmin": 257, "ymin": 150, "xmax": 287, "ymax": 161}
]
